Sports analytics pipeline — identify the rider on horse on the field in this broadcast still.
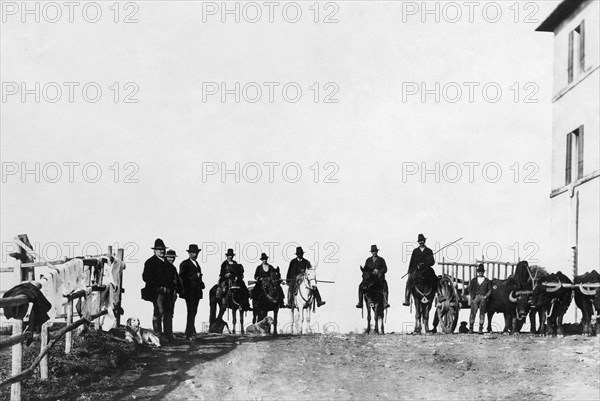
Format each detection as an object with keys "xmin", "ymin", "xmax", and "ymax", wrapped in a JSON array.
[
  {"xmin": 252, "ymin": 252, "xmax": 286, "ymax": 308},
  {"xmin": 356, "ymin": 244, "xmax": 390, "ymax": 309},
  {"xmin": 217, "ymin": 248, "xmax": 252, "ymax": 311},
  {"xmin": 403, "ymin": 234, "xmax": 436, "ymax": 306},
  {"xmin": 286, "ymin": 246, "xmax": 326, "ymax": 308}
]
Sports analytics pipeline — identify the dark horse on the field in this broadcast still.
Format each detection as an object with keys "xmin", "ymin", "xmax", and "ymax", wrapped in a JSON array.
[
  {"xmin": 209, "ymin": 277, "xmax": 246, "ymax": 334},
  {"xmin": 251, "ymin": 267, "xmax": 282, "ymax": 335},
  {"xmin": 411, "ymin": 264, "xmax": 439, "ymax": 334},
  {"xmin": 359, "ymin": 267, "xmax": 385, "ymax": 334}
]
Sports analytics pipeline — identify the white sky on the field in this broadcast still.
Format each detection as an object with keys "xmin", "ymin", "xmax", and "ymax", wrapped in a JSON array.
[{"xmin": 1, "ymin": 0, "xmax": 563, "ymax": 333}]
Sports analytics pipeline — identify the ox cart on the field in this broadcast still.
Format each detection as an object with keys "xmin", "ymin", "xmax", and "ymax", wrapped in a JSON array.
[{"xmin": 433, "ymin": 259, "xmax": 518, "ymax": 333}]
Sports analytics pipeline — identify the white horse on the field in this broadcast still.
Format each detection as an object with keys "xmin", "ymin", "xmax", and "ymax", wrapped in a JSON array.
[{"xmin": 290, "ymin": 265, "xmax": 317, "ymax": 334}]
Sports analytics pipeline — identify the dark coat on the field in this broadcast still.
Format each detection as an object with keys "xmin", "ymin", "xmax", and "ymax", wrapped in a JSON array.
[
  {"xmin": 255, "ymin": 263, "xmax": 276, "ymax": 281},
  {"xmin": 143, "ymin": 255, "xmax": 178, "ymax": 300},
  {"xmin": 469, "ymin": 277, "xmax": 492, "ymax": 297},
  {"xmin": 2, "ymin": 282, "xmax": 52, "ymax": 333},
  {"xmin": 219, "ymin": 260, "xmax": 245, "ymax": 283},
  {"xmin": 179, "ymin": 258, "xmax": 205, "ymax": 300},
  {"xmin": 408, "ymin": 246, "xmax": 435, "ymax": 274},
  {"xmin": 287, "ymin": 257, "xmax": 311, "ymax": 281},
  {"xmin": 364, "ymin": 256, "xmax": 388, "ymax": 277}
]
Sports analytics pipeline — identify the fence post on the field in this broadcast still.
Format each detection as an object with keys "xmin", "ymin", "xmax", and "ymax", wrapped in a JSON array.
[
  {"xmin": 40, "ymin": 321, "xmax": 52, "ymax": 380},
  {"xmin": 65, "ymin": 300, "xmax": 73, "ymax": 354},
  {"xmin": 116, "ymin": 248, "xmax": 125, "ymax": 327},
  {"xmin": 11, "ymin": 319, "xmax": 23, "ymax": 401}
]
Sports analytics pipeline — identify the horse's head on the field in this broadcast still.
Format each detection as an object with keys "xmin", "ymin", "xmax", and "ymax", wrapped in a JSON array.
[{"xmin": 262, "ymin": 267, "xmax": 281, "ymax": 298}]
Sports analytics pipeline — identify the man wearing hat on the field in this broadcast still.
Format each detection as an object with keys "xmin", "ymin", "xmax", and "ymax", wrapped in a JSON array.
[
  {"xmin": 142, "ymin": 239, "xmax": 178, "ymax": 339},
  {"xmin": 468, "ymin": 264, "xmax": 492, "ymax": 334},
  {"xmin": 286, "ymin": 246, "xmax": 326, "ymax": 308},
  {"xmin": 356, "ymin": 245, "xmax": 390, "ymax": 309},
  {"xmin": 403, "ymin": 234, "xmax": 436, "ymax": 306},
  {"xmin": 252, "ymin": 253, "xmax": 285, "ymax": 308},
  {"xmin": 179, "ymin": 244, "xmax": 205, "ymax": 340},
  {"xmin": 218, "ymin": 249, "xmax": 252, "ymax": 311}
]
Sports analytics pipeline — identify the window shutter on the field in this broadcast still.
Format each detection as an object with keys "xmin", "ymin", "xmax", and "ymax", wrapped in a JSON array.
[
  {"xmin": 577, "ymin": 126, "xmax": 584, "ymax": 179},
  {"xmin": 565, "ymin": 133, "xmax": 572, "ymax": 185},
  {"xmin": 579, "ymin": 21, "xmax": 585, "ymax": 73},
  {"xmin": 568, "ymin": 30, "xmax": 574, "ymax": 83}
]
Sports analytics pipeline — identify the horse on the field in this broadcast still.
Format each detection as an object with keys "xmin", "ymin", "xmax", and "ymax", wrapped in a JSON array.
[
  {"xmin": 359, "ymin": 267, "xmax": 385, "ymax": 334},
  {"xmin": 410, "ymin": 264, "xmax": 439, "ymax": 334},
  {"xmin": 251, "ymin": 267, "xmax": 282, "ymax": 335},
  {"xmin": 290, "ymin": 266, "xmax": 317, "ymax": 334},
  {"xmin": 209, "ymin": 276, "xmax": 246, "ymax": 334}
]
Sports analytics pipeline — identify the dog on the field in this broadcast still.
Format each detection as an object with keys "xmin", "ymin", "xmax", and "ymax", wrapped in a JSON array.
[
  {"xmin": 125, "ymin": 317, "xmax": 161, "ymax": 347},
  {"xmin": 208, "ymin": 317, "xmax": 231, "ymax": 334},
  {"xmin": 246, "ymin": 316, "xmax": 274, "ymax": 335},
  {"xmin": 458, "ymin": 321, "xmax": 469, "ymax": 334}
]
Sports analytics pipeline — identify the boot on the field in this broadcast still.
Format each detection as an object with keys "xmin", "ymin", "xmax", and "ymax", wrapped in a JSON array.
[
  {"xmin": 469, "ymin": 324, "xmax": 474, "ymax": 334},
  {"xmin": 383, "ymin": 291, "xmax": 390, "ymax": 309},
  {"xmin": 314, "ymin": 288, "xmax": 326, "ymax": 307},
  {"xmin": 402, "ymin": 287, "xmax": 411, "ymax": 307},
  {"xmin": 164, "ymin": 318, "xmax": 174, "ymax": 341},
  {"xmin": 356, "ymin": 288, "xmax": 363, "ymax": 308},
  {"xmin": 152, "ymin": 317, "xmax": 162, "ymax": 335}
]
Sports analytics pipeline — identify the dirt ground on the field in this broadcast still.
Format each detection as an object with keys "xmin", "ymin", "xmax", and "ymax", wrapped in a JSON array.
[{"xmin": 1, "ymin": 329, "xmax": 599, "ymax": 401}]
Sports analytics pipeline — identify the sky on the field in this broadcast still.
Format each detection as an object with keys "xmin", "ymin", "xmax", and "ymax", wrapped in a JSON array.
[{"xmin": 1, "ymin": 0, "xmax": 563, "ymax": 333}]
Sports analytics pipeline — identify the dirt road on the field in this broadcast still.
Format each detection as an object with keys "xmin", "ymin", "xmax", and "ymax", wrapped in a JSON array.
[{"xmin": 2, "ymin": 332, "xmax": 599, "ymax": 400}]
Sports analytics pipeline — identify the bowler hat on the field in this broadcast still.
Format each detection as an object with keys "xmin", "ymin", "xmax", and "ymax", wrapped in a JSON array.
[
  {"xmin": 417, "ymin": 234, "xmax": 427, "ymax": 242},
  {"xmin": 370, "ymin": 245, "xmax": 379, "ymax": 252},
  {"xmin": 260, "ymin": 253, "xmax": 269, "ymax": 261},
  {"xmin": 295, "ymin": 246, "xmax": 304, "ymax": 255},
  {"xmin": 166, "ymin": 249, "xmax": 178, "ymax": 258},
  {"xmin": 477, "ymin": 264, "xmax": 485, "ymax": 273},
  {"xmin": 151, "ymin": 238, "xmax": 167, "ymax": 250},
  {"xmin": 225, "ymin": 249, "xmax": 236, "ymax": 257},
  {"xmin": 187, "ymin": 244, "xmax": 201, "ymax": 253}
]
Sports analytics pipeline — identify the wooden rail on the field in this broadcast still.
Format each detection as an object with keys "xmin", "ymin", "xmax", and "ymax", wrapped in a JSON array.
[{"xmin": 1, "ymin": 238, "xmax": 126, "ymax": 401}]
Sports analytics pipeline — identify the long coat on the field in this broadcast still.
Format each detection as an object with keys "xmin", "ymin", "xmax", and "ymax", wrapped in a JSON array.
[
  {"xmin": 179, "ymin": 258, "xmax": 205, "ymax": 300},
  {"xmin": 364, "ymin": 256, "xmax": 388, "ymax": 277},
  {"xmin": 286, "ymin": 258, "xmax": 311, "ymax": 282},
  {"xmin": 219, "ymin": 260, "xmax": 245, "ymax": 283},
  {"xmin": 143, "ymin": 254, "xmax": 175, "ymax": 299},
  {"xmin": 407, "ymin": 246, "xmax": 435, "ymax": 274}
]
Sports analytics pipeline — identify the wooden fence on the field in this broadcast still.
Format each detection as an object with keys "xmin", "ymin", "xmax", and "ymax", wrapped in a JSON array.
[{"xmin": 0, "ymin": 242, "xmax": 126, "ymax": 401}]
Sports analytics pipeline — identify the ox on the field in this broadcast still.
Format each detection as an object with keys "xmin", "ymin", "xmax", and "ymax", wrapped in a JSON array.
[
  {"xmin": 530, "ymin": 271, "xmax": 573, "ymax": 337},
  {"xmin": 574, "ymin": 270, "xmax": 600, "ymax": 336},
  {"xmin": 486, "ymin": 278, "xmax": 532, "ymax": 333}
]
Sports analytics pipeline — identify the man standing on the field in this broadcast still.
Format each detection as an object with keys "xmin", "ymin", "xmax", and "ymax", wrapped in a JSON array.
[
  {"xmin": 179, "ymin": 244, "xmax": 205, "ymax": 340},
  {"xmin": 142, "ymin": 238, "xmax": 174, "ymax": 337},
  {"xmin": 403, "ymin": 234, "xmax": 435, "ymax": 306},
  {"xmin": 356, "ymin": 245, "xmax": 390, "ymax": 309},
  {"xmin": 218, "ymin": 249, "xmax": 252, "ymax": 311},
  {"xmin": 468, "ymin": 264, "xmax": 492, "ymax": 334},
  {"xmin": 161, "ymin": 249, "xmax": 180, "ymax": 341},
  {"xmin": 286, "ymin": 246, "xmax": 325, "ymax": 308}
]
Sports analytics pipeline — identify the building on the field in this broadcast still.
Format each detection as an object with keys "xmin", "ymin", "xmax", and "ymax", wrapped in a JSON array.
[{"xmin": 537, "ymin": 0, "xmax": 599, "ymax": 278}]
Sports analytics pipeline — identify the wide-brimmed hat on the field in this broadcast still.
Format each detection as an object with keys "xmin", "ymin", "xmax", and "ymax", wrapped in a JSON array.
[
  {"xmin": 417, "ymin": 234, "xmax": 427, "ymax": 242},
  {"xmin": 152, "ymin": 238, "xmax": 167, "ymax": 250},
  {"xmin": 260, "ymin": 253, "xmax": 269, "ymax": 261},
  {"xmin": 225, "ymin": 249, "xmax": 236, "ymax": 257},
  {"xmin": 370, "ymin": 245, "xmax": 379, "ymax": 252},
  {"xmin": 187, "ymin": 244, "xmax": 201, "ymax": 253},
  {"xmin": 477, "ymin": 264, "xmax": 485, "ymax": 273},
  {"xmin": 166, "ymin": 249, "xmax": 178, "ymax": 258},
  {"xmin": 295, "ymin": 246, "xmax": 304, "ymax": 256}
]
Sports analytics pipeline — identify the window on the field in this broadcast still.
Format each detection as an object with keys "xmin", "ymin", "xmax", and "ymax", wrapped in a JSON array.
[
  {"xmin": 568, "ymin": 21, "xmax": 585, "ymax": 84},
  {"xmin": 565, "ymin": 126, "xmax": 584, "ymax": 185}
]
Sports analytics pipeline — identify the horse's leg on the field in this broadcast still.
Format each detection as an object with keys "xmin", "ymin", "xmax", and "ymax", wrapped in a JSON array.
[
  {"xmin": 240, "ymin": 309, "xmax": 245, "ymax": 335},
  {"xmin": 414, "ymin": 296, "xmax": 421, "ymax": 334},
  {"xmin": 374, "ymin": 305, "xmax": 379, "ymax": 334},
  {"xmin": 231, "ymin": 307, "xmax": 237, "ymax": 334},
  {"xmin": 273, "ymin": 308, "xmax": 278, "ymax": 336},
  {"xmin": 424, "ymin": 305, "xmax": 431, "ymax": 333},
  {"xmin": 306, "ymin": 306, "xmax": 311, "ymax": 334},
  {"xmin": 366, "ymin": 305, "xmax": 371, "ymax": 334},
  {"xmin": 380, "ymin": 307, "xmax": 385, "ymax": 335}
]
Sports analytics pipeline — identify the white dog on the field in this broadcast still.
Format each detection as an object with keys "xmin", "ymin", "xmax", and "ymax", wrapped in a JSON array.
[
  {"xmin": 125, "ymin": 317, "xmax": 161, "ymax": 347},
  {"xmin": 246, "ymin": 316, "xmax": 274, "ymax": 335}
]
